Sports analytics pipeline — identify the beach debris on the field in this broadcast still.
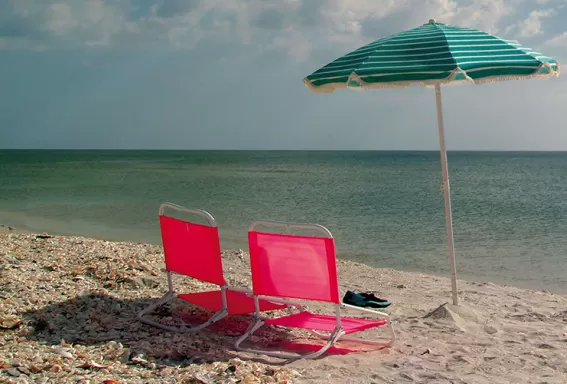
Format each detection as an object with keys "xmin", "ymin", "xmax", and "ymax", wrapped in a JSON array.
[
  {"xmin": 6, "ymin": 367, "xmax": 21, "ymax": 377},
  {"xmin": 17, "ymin": 366, "xmax": 32, "ymax": 375},
  {"xmin": 79, "ymin": 360, "xmax": 109, "ymax": 369},
  {"xmin": 54, "ymin": 347, "xmax": 74, "ymax": 359},
  {"xmin": 0, "ymin": 314, "xmax": 21, "ymax": 330}
]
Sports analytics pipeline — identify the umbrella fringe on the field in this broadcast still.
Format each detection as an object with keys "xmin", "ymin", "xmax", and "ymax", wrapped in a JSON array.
[
  {"xmin": 303, "ymin": 67, "xmax": 560, "ymax": 92},
  {"xmin": 471, "ymin": 72, "xmax": 560, "ymax": 85}
]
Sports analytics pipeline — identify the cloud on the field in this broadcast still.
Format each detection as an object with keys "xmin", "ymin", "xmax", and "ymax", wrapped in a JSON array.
[
  {"xmin": 248, "ymin": 0, "xmax": 516, "ymax": 60},
  {"xmin": 517, "ymin": 8, "xmax": 557, "ymax": 37},
  {"xmin": 0, "ymin": 0, "xmax": 556, "ymax": 60},
  {"xmin": 0, "ymin": 0, "xmax": 137, "ymax": 49},
  {"xmin": 444, "ymin": 0, "xmax": 515, "ymax": 34},
  {"xmin": 154, "ymin": 0, "xmax": 201, "ymax": 19},
  {"xmin": 546, "ymin": 31, "xmax": 567, "ymax": 46},
  {"xmin": 503, "ymin": 24, "xmax": 517, "ymax": 36}
]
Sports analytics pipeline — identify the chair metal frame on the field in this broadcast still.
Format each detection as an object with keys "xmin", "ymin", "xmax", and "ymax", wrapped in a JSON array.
[
  {"xmin": 137, "ymin": 203, "xmax": 292, "ymax": 333},
  {"xmin": 234, "ymin": 219, "xmax": 396, "ymax": 360}
]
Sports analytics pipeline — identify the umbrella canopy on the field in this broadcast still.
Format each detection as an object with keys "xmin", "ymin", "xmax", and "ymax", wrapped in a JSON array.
[
  {"xmin": 303, "ymin": 19, "xmax": 560, "ymax": 306},
  {"xmin": 304, "ymin": 19, "xmax": 559, "ymax": 92}
]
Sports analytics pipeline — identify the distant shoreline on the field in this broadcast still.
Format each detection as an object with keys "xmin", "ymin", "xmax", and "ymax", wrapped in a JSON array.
[{"xmin": 2, "ymin": 223, "xmax": 563, "ymax": 296}]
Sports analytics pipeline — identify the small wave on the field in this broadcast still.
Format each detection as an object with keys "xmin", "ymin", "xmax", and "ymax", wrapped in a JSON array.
[
  {"xmin": 101, "ymin": 158, "xmax": 185, "ymax": 164},
  {"xmin": 239, "ymin": 169, "xmax": 300, "ymax": 174}
]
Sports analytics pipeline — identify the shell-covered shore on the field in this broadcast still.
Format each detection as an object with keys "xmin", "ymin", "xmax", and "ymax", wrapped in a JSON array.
[
  {"xmin": 0, "ymin": 228, "xmax": 301, "ymax": 383},
  {"xmin": 2, "ymin": 226, "xmax": 567, "ymax": 384}
]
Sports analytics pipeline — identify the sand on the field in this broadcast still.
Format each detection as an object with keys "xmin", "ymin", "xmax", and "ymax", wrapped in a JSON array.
[{"xmin": 1, "ymin": 226, "xmax": 567, "ymax": 383}]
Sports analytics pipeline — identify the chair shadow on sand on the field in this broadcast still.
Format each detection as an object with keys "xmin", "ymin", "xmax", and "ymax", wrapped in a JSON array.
[{"xmin": 18, "ymin": 292, "xmax": 376, "ymax": 367}]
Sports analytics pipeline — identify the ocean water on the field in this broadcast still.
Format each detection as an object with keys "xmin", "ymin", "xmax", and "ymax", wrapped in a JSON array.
[{"xmin": 1, "ymin": 150, "xmax": 566, "ymax": 293}]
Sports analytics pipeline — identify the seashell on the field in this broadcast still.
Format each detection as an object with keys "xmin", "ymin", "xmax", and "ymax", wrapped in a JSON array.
[
  {"xmin": 54, "ymin": 347, "xmax": 73, "ymax": 359},
  {"xmin": 79, "ymin": 360, "xmax": 109, "ymax": 369},
  {"xmin": 0, "ymin": 315, "xmax": 21, "ymax": 330}
]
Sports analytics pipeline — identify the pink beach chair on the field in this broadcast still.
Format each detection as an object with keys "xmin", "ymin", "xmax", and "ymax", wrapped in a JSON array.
[
  {"xmin": 136, "ymin": 203, "xmax": 288, "ymax": 333},
  {"xmin": 235, "ymin": 220, "xmax": 395, "ymax": 359}
]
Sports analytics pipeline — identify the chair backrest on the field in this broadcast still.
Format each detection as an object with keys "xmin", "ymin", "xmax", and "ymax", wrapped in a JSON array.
[
  {"xmin": 159, "ymin": 203, "xmax": 225, "ymax": 286},
  {"xmin": 248, "ymin": 221, "xmax": 340, "ymax": 304}
]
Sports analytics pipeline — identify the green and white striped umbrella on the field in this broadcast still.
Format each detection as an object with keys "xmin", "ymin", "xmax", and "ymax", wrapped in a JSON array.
[
  {"xmin": 304, "ymin": 19, "xmax": 559, "ymax": 92},
  {"xmin": 303, "ymin": 19, "xmax": 560, "ymax": 306}
]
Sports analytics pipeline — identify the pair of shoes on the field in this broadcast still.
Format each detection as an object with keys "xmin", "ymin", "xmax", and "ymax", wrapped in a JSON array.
[
  {"xmin": 342, "ymin": 290, "xmax": 391, "ymax": 309},
  {"xmin": 360, "ymin": 291, "xmax": 390, "ymax": 304}
]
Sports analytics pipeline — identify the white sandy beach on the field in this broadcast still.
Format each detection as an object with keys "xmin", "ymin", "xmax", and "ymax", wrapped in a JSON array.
[{"xmin": 1, "ymin": 226, "xmax": 567, "ymax": 383}]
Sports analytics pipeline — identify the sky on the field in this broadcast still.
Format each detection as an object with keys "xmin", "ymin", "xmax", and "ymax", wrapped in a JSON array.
[{"xmin": 1, "ymin": 0, "xmax": 566, "ymax": 151}]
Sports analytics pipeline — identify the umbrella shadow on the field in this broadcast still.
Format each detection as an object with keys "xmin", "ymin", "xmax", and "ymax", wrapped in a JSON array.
[{"xmin": 17, "ymin": 292, "xmax": 298, "ymax": 367}]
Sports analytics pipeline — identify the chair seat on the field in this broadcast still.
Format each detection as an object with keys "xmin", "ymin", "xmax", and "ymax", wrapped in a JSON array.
[
  {"xmin": 264, "ymin": 312, "xmax": 387, "ymax": 334},
  {"xmin": 178, "ymin": 289, "xmax": 286, "ymax": 315}
]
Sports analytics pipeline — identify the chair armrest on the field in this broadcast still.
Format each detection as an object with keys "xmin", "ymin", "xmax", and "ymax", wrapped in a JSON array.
[
  {"xmin": 225, "ymin": 286, "xmax": 306, "ymax": 312},
  {"xmin": 226, "ymin": 287, "xmax": 306, "ymax": 310},
  {"xmin": 341, "ymin": 303, "xmax": 390, "ymax": 320},
  {"xmin": 227, "ymin": 286, "xmax": 252, "ymax": 294},
  {"xmin": 257, "ymin": 295, "xmax": 307, "ymax": 311}
]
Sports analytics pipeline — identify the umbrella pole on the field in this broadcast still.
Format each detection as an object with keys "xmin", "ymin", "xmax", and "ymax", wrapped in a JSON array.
[{"xmin": 434, "ymin": 83, "xmax": 459, "ymax": 306}]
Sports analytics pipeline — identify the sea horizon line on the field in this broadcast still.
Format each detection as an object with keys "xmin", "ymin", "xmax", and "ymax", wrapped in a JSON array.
[{"xmin": 2, "ymin": 148, "xmax": 567, "ymax": 153}]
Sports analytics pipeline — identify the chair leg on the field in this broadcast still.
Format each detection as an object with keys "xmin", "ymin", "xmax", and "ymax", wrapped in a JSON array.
[
  {"xmin": 234, "ymin": 318, "xmax": 345, "ymax": 360},
  {"xmin": 308, "ymin": 320, "xmax": 396, "ymax": 348},
  {"xmin": 137, "ymin": 291, "xmax": 228, "ymax": 333}
]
